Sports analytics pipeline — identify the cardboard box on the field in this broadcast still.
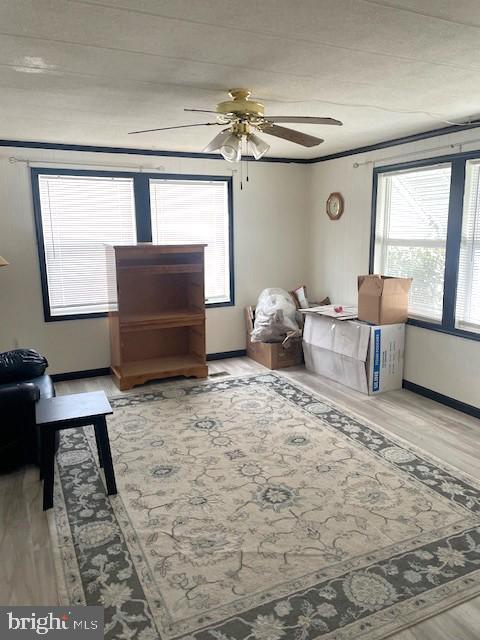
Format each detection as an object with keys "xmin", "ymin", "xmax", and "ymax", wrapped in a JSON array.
[
  {"xmin": 302, "ymin": 313, "xmax": 405, "ymax": 394},
  {"xmin": 245, "ymin": 306, "xmax": 304, "ymax": 370},
  {"xmin": 358, "ymin": 274, "xmax": 412, "ymax": 325}
]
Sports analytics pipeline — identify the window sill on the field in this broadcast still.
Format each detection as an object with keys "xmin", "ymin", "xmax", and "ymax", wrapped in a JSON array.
[
  {"xmin": 407, "ymin": 317, "xmax": 480, "ymax": 342},
  {"xmin": 45, "ymin": 300, "xmax": 235, "ymax": 321},
  {"xmin": 45, "ymin": 311, "xmax": 109, "ymax": 322},
  {"xmin": 206, "ymin": 300, "xmax": 235, "ymax": 309}
]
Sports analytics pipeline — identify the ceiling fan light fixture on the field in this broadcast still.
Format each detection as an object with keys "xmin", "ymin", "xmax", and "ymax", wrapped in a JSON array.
[
  {"xmin": 203, "ymin": 129, "xmax": 231, "ymax": 153},
  {"xmin": 248, "ymin": 133, "xmax": 270, "ymax": 160},
  {"xmin": 220, "ymin": 133, "xmax": 241, "ymax": 162}
]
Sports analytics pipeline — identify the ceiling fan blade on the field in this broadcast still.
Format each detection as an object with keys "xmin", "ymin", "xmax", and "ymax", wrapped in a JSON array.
[
  {"xmin": 128, "ymin": 122, "xmax": 220, "ymax": 135},
  {"xmin": 184, "ymin": 108, "xmax": 220, "ymax": 114},
  {"xmin": 261, "ymin": 124, "xmax": 323, "ymax": 147},
  {"xmin": 265, "ymin": 116, "xmax": 343, "ymax": 126}
]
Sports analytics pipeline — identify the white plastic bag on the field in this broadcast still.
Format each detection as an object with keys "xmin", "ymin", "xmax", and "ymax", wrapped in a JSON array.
[{"xmin": 251, "ymin": 288, "xmax": 301, "ymax": 343}]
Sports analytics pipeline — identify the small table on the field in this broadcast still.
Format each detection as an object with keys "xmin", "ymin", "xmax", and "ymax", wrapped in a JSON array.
[{"xmin": 36, "ymin": 391, "xmax": 117, "ymax": 511}]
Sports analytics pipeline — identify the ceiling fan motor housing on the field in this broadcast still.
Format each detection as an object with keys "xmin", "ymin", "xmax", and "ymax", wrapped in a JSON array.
[{"xmin": 216, "ymin": 88, "xmax": 265, "ymax": 118}]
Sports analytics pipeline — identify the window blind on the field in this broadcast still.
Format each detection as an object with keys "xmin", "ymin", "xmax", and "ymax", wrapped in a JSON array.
[
  {"xmin": 456, "ymin": 160, "xmax": 480, "ymax": 332},
  {"xmin": 38, "ymin": 174, "xmax": 136, "ymax": 316},
  {"xmin": 149, "ymin": 179, "xmax": 230, "ymax": 304},
  {"xmin": 375, "ymin": 164, "xmax": 451, "ymax": 321}
]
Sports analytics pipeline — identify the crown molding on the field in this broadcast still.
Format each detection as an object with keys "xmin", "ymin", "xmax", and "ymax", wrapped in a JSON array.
[
  {"xmin": 0, "ymin": 139, "xmax": 310, "ymax": 164},
  {"xmin": 2, "ymin": 120, "xmax": 480, "ymax": 166},
  {"xmin": 310, "ymin": 121, "xmax": 480, "ymax": 163}
]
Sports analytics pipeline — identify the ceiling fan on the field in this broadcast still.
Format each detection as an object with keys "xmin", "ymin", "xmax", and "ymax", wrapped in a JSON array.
[{"xmin": 129, "ymin": 89, "xmax": 343, "ymax": 161}]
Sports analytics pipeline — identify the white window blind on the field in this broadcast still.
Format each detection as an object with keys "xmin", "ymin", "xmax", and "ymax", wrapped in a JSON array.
[
  {"xmin": 456, "ymin": 160, "xmax": 480, "ymax": 332},
  {"xmin": 374, "ymin": 164, "xmax": 451, "ymax": 321},
  {"xmin": 150, "ymin": 179, "xmax": 231, "ymax": 304},
  {"xmin": 38, "ymin": 174, "xmax": 136, "ymax": 316}
]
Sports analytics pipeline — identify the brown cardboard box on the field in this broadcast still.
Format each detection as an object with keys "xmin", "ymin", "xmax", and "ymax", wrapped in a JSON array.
[
  {"xmin": 245, "ymin": 306, "xmax": 304, "ymax": 369},
  {"xmin": 358, "ymin": 275, "xmax": 412, "ymax": 325}
]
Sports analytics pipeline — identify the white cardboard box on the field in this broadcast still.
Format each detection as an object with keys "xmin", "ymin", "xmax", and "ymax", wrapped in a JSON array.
[{"xmin": 302, "ymin": 314, "xmax": 405, "ymax": 395}]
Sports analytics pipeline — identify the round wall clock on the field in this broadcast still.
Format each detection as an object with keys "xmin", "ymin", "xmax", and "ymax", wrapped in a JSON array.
[{"xmin": 326, "ymin": 192, "xmax": 344, "ymax": 220}]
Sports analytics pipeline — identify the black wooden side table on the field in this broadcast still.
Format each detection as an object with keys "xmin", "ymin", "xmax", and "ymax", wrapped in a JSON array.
[{"xmin": 36, "ymin": 390, "xmax": 117, "ymax": 511}]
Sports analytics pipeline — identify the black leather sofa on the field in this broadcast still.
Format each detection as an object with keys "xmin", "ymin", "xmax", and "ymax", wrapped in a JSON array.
[{"xmin": 0, "ymin": 350, "xmax": 56, "ymax": 473}]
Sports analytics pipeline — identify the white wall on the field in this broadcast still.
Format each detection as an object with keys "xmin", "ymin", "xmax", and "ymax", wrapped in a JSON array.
[
  {"xmin": 0, "ymin": 148, "xmax": 310, "ymax": 374},
  {"xmin": 1, "ymin": 130, "xmax": 479, "ymax": 407},
  {"xmin": 308, "ymin": 128, "xmax": 480, "ymax": 407}
]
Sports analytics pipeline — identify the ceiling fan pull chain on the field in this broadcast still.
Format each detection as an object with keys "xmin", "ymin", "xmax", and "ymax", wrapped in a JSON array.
[{"xmin": 243, "ymin": 138, "xmax": 249, "ymax": 187}]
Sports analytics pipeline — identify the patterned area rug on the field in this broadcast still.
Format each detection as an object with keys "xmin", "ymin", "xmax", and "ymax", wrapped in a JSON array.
[{"xmin": 50, "ymin": 374, "xmax": 480, "ymax": 640}]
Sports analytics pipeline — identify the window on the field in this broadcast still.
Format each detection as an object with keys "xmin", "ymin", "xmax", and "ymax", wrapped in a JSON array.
[
  {"xmin": 372, "ymin": 153, "xmax": 480, "ymax": 340},
  {"xmin": 374, "ymin": 164, "xmax": 451, "ymax": 321},
  {"xmin": 150, "ymin": 179, "xmax": 231, "ymax": 304},
  {"xmin": 456, "ymin": 160, "xmax": 480, "ymax": 333},
  {"xmin": 35, "ymin": 173, "xmax": 137, "ymax": 317},
  {"xmin": 32, "ymin": 169, "xmax": 234, "ymax": 320}
]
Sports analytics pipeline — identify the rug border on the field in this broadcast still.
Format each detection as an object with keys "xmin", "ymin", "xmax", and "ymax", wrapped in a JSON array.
[
  {"xmin": 48, "ymin": 459, "xmax": 86, "ymax": 606},
  {"xmin": 324, "ymin": 577, "xmax": 480, "ymax": 640}
]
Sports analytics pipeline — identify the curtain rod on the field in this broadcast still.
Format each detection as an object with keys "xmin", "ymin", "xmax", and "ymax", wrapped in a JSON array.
[
  {"xmin": 7, "ymin": 156, "xmax": 236, "ymax": 178},
  {"xmin": 7, "ymin": 156, "xmax": 165, "ymax": 172},
  {"xmin": 352, "ymin": 137, "xmax": 480, "ymax": 168}
]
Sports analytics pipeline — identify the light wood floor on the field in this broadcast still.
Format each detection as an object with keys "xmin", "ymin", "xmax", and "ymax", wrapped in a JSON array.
[{"xmin": 1, "ymin": 357, "xmax": 479, "ymax": 639}]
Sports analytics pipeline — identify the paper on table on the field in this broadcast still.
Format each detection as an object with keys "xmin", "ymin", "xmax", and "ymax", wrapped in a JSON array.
[{"xmin": 300, "ymin": 304, "xmax": 358, "ymax": 320}]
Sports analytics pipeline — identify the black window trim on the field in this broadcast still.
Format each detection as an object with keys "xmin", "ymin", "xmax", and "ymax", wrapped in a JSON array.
[
  {"xmin": 31, "ymin": 167, "xmax": 235, "ymax": 322},
  {"xmin": 370, "ymin": 148, "xmax": 480, "ymax": 343}
]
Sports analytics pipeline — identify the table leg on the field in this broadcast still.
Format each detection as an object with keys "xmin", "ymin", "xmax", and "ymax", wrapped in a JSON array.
[
  {"xmin": 39, "ymin": 432, "xmax": 44, "ymax": 481},
  {"xmin": 94, "ymin": 426, "xmax": 104, "ymax": 468},
  {"xmin": 94, "ymin": 417, "xmax": 117, "ymax": 496},
  {"xmin": 42, "ymin": 429, "xmax": 56, "ymax": 511},
  {"xmin": 38, "ymin": 427, "xmax": 44, "ymax": 480}
]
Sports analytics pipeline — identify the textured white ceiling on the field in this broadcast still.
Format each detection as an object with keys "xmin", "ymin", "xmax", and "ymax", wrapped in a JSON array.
[{"xmin": 1, "ymin": 0, "xmax": 480, "ymax": 159}]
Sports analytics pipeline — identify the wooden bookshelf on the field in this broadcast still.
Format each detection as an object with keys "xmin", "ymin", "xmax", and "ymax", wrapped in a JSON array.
[{"xmin": 106, "ymin": 244, "xmax": 208, "ymax": 390}]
